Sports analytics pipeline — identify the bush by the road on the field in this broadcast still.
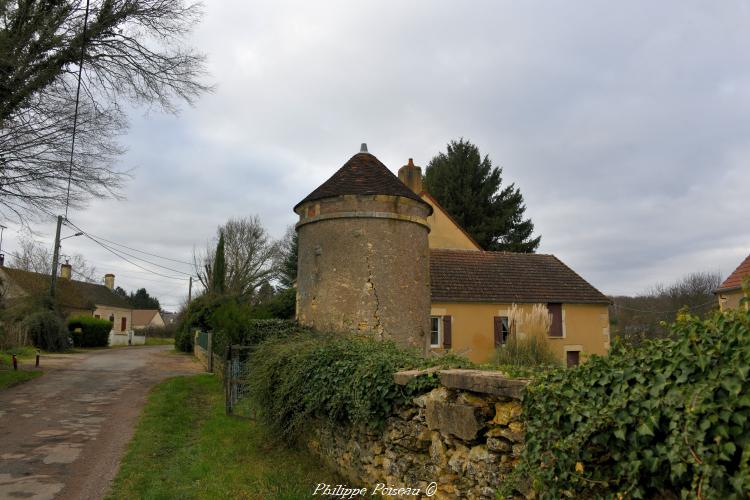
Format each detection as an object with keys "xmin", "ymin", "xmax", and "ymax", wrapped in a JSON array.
[
  {"xmin": 68, "ymin": 316, "xmax": 112, "ymax": 347},
  {"xmin": 23, "ymin": 310, "xmax": 68, "ymax": 352},
  {"xmin": 175, "ymin": 292, "xmax": 300, "ymax": 354}
]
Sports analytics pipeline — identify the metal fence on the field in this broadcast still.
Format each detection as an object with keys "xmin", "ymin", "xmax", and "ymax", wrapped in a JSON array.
[
  {"xmin": 225, "ymin": 345, "xmax": 256, "ymax": 418},
  {"xmin": 196, "ymin": 330, "xmax": 210, "ymax": 351}
]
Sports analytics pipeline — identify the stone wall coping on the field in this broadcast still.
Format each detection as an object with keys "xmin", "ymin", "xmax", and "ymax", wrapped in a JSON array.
[{"xmin": 394, "ymin": 368, "xmax": 529, "ymax": 399}]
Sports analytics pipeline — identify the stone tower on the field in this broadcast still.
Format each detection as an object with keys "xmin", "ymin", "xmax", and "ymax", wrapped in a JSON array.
[{"xmin": 294, "ymin": 145, "xmax": 433, "ymax": 352}]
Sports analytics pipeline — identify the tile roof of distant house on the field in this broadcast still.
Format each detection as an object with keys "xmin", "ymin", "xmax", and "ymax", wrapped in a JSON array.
[
  {"xmin": 0, "ymin": 267, "xmax": 131, "ymax": 310},
  {"xmin": 133, "ymin": 309, "xmax": 160, "ymax": 327},
  {"xmin": 430, "ymin": 249, "xmax": 610, "ymax": 304},
  {"xmin": 294, "ymin": 152, "xmax": 431, "ymax": 213},
  {"xmin": 717, "ymin": 253, "xmax": 750, "ymax": 292}
]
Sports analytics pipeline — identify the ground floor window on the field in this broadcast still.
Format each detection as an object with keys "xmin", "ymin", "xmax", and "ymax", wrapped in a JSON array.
[
  {"xmin": 430, "ymin": 316, "xmax": 442, "ymax": 347},
  {"xmin": 121, "ymin": 317, "xmax": 127, "ymax": 332},
  {"xmin": 566, "ymin": 350, "xmax": 580, "ymax": 367},
  {"xmin": 494, "ymin": 316, "xmax": 510, "ymax": 347}
]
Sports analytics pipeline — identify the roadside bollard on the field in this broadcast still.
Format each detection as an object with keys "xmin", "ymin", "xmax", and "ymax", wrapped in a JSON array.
[
  {"xmin": 12, "ymin": 354, "xmax": 17, "ymax": 371},
  {"xmin": 36, "ymin": 350, "xmax": 40, "ymax": 368}
]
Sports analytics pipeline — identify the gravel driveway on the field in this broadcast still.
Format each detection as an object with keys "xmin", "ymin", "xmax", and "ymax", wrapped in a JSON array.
[{"xmin": 0, "ymin": 345, "xmax": 200, "ymax": 499}]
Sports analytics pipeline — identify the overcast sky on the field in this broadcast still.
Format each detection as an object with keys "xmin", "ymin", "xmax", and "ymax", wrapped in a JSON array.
[{"xmin": 5, "ymin": 0, "xmax": 750, "ymax": 310}]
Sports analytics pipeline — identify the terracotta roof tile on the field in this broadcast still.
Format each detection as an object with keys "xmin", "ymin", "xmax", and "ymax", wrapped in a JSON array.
[
  {"xmin": 718, "ymin": 253, "xmax": 750, "ymax": 291},
  {"xmin": 294, "ymin": 152, "xmax": 431, "ymax": 213},
  {"xmin": 1, "ymin": 267, "xmax": 131, "ymax": 310},
  {"xmin": 430, "ymin": 249, "xmax": 610, "ymax": 304}
]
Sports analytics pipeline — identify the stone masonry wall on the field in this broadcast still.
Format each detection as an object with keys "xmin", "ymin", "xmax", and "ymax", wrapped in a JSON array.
[
  {"xmin": 306, "ymin": 369, "xmax": 528, "ymax": 499},
  {"xmin": 296, "ymin": 195, "xmax": 431, "ymax": 352}
]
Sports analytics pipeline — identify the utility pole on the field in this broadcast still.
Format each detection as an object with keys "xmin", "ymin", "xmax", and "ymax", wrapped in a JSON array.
[
  {"xmin": 49, "ymin": 215, "xmax": 63, "ymax": 297},
  {"xmin": 0, "ymin": 223, "xmax": 6, "ymax": 267},
  {"xmin": 188, "ymin": 276, "xmax": 193, "ymax": 303}
]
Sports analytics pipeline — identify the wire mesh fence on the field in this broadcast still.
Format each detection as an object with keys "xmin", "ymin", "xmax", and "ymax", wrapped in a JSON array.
[{"xmin": 225, "ymin": 345, "xmax": 256, "ymax": 418}]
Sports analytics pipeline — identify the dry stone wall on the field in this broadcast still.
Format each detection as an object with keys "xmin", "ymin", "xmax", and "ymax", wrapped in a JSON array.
[{"xmin": 307, "ymin": 369, "xmax": 528, "ymax": 499}]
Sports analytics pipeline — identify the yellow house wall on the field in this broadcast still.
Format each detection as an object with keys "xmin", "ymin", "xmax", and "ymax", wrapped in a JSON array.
[
  {"xmin": 430, "ymin": 302, "xmax": 610, "ymax": 364},
  {"xmin": 422, "ymin": 196, "xmax": 480, "ymax": 250},
  {"xmin": 718, "ymin": 290, "xmax": 747, "ymax": 311}
]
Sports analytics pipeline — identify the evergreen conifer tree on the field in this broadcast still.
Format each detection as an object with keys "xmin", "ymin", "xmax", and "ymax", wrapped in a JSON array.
[
  {"xmin": 213, "ymin": 231, "xmax": 226, "ymax": 294},
  {"xmin": 424, "ymin": 139, "xmax": 540, "ymax": 252},
  {"xmin": 279, "ymin": 230, "xmax": 298, "ymax": 289}
]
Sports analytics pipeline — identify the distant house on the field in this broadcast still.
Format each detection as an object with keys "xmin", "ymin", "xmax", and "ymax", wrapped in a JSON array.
[
  {"xmin": 132, "ymin": 309, "xmax": 165, "ymax": 330},
  {"xmin": 161, "ymin": 311, "xmax": 179, "ymax": 325},
  {"xmin": 0, "ymin": 264, "xmax": 143, "ymax": 346},
  {"xmin": 397, "ymin": 159, "xmax": 611, "ymax": 366},
  {"xmin": 716, "ymin": 253, "xmax": 750, "ymax": 311}
]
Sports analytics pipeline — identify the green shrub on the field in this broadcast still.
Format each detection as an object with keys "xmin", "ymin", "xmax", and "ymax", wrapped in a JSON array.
[
  {"xmin": 22, "ymin": 310, "xmax": 68, "ymax": 352},
  {"xmin": 175, "ymin": 328, "xmax": 194, "ymax": 353},
  {"xmin": 248, "ymin": 330, "xmax": 473, "ymax": 443},
  {"xmin": 68, "ymin": 316, "xmax": 112, "ymax": 347},
  {"xmin": 266, "ymin": 287, "xmax": 296, "ymax": 319},
  {"xmin": 506, "ymin": 303, "xmax": 750, "ymax": 498},
  {"xmin": 208, "ymin": 298, "xmax": 299, "ymax": 355}
]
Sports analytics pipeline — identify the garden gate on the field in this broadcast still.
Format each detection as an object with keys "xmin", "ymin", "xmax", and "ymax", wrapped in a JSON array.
[{"xmin": 225, "ymin": 345, "xmax": 256, "ymax": 418}]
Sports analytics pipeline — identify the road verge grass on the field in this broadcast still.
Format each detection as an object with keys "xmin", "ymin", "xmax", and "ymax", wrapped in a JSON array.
[
  {"xmin": 108, "ymin": 374, "xmax": 339, "ymax": 499},
  {"xmin": 144, "ymin": 336, "xmax": 175, "ymax": 346},
  {"xmin": 0, "ymin": 369, "xmax": 42, "ymax": 389}
]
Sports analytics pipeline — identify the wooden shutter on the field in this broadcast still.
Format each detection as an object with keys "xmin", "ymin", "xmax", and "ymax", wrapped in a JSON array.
[
  {"xmin": 443, "ymin": 315, "xmax": 452, "ymax": 349},
  {"xmin": 493, "ymin": 316, "xmax": 502, "ymax": 347},
  {"xmin": 566, "ymin": 350, "xmax": 580, "ymax": 367},
  {"xmin": 548, "ymin": 303, "xmax": 563, "ymax": 337}
]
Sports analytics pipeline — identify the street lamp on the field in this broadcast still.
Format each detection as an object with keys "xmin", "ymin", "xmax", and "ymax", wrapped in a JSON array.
[{"xmin": 60, "ymin": 232, "xmax": 84, "ymax": 242}]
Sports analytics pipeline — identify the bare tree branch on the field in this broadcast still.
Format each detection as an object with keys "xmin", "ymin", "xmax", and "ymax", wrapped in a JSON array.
[
  {"xmin": 194, "ymin": 216, "xmax": 280, "ymax": 300},
  {"xmin": 0, "ymin": 0, "xmax": 211, "ymax": 222}
]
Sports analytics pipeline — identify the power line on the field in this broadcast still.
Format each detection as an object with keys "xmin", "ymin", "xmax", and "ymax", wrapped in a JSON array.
[
  {"xmin": 64, "ymin": 0, "xmax": 91, "ymax": 219},
  {"xmin": 80, "ymin": 233, "xmax": 191, "ymax": 281},
  {"xmin": 64, "ymin": 219, "xmax": 193, "ymax": 279},
  {"xmin": 81, "ymin": 231, "xmax": 194, "ymax": 267}
]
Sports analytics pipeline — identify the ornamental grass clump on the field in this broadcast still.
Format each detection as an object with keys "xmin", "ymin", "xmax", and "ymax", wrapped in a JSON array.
[
  {"xmin": 505, "ymin": 293, "xmax": 750, "ymax": 499},
  {"xmin": 494, "ymin": 303, "xmax": 560, "ymax": 368}
]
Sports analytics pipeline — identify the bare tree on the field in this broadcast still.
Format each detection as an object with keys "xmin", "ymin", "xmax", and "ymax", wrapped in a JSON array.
[
  {"xmin": 610, "ymin": 271, "xmax": 722, "ymax": 345},
  {"xmin": 0, "ymin": 0, "xmax": 210, "ymax": 222},
  {"xmin": 9, "ymin": 235, "xmax": 98, "ymax": 282},
  {"xmin": 194, "ymin": 216, "xmax": 280, "ymax": 299}
]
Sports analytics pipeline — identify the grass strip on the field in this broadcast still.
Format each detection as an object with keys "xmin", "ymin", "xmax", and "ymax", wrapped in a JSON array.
[
  {"xmin": 144, "ymin": 337, "xmax": 175, "ymax": 346},
  {"xmin": 0, "ymin": 369, "xmax": 42, "ymax": 389},
  {"xmin": 108, "ymin": 374, "xmax": 338, "ymax": 500}
]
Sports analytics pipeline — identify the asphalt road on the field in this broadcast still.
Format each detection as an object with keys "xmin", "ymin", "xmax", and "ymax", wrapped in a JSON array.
[{"xmin": 0, "ymin": 345, "xmax": 200, "ymax": 500}]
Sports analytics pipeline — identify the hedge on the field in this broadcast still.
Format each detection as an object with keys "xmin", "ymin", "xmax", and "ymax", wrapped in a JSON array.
[
  {"xmin": 248, "ymin": 330, "xmax": 473, "ymax": 443},
  {"xmin": 68, "ymin": 316, "xmax": 112, "ymax": 347},
  {"xmin": 505, "ymin": 299, "xmax": 750, "ymax": 498}
]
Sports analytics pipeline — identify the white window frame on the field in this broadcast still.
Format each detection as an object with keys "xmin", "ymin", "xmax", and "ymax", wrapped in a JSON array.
[{"xmin": 430, "ymin": 316, "xmax": 442, "ymax": 348}]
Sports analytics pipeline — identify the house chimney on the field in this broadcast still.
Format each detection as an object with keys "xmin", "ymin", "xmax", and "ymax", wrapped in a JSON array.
[
  {"xmin": 104, "ymin": 273, "xmax": 115, "ymax": 290},
  {"xmin": 398, "ymin": 158, "xmax": 423, "ymax": 194},
  {"xmin": 60, "ymin": 261, "xmax": 72, "ymax": 280}
]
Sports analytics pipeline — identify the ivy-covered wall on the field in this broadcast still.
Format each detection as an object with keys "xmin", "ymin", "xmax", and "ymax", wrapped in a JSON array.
[{"xmin": 306, "ymin": 369, "xmax": 528, "ymax": 499}]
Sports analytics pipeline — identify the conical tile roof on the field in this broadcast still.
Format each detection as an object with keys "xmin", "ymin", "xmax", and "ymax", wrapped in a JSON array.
[{"xmin": 294, "ymin": 152, "xmax": 431, "ymax": 213}]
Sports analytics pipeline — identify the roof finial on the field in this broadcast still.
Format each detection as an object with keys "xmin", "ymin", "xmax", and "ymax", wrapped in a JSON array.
[{"xmin": 360, "ymin": 143, "xmax": 368, "ymax": 153}]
